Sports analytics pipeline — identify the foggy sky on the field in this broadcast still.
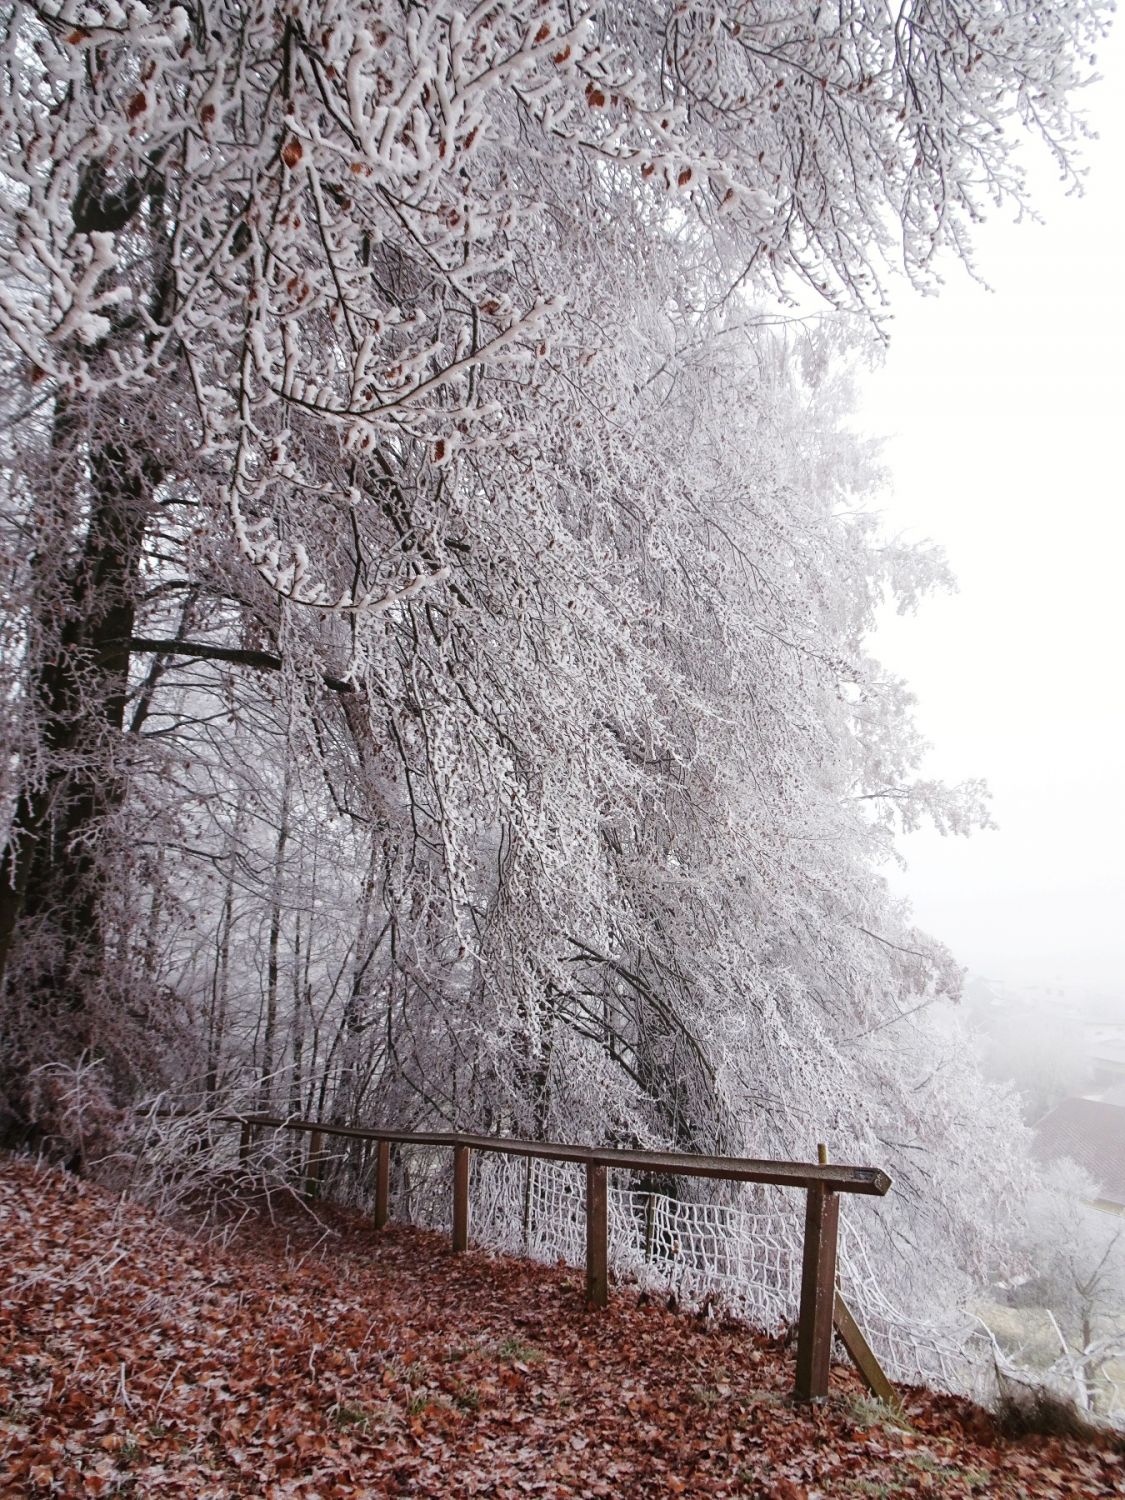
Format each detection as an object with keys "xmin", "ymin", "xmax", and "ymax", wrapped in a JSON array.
[{"xmin": 867, "ymin": 22, "xmax": 1125, "ymax": 1010}]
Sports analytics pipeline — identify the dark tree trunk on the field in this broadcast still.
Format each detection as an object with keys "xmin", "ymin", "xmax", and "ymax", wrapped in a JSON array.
[
  {"xmin": 0, "ymin": 165, "xmax": 172, "ymax": 1145},
  {"xmin": 0, "ymin": 403, "xmax": 154, "ymax": 1140}
]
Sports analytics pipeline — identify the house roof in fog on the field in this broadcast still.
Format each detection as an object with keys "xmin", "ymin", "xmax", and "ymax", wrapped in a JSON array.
[{"xmin": 1033, "ymin": 1097, "xmax": 1125, "ymax": 1206}]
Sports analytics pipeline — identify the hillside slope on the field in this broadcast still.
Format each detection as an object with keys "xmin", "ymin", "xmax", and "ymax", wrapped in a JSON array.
[{"xmin": 1, "ymin": 1155, "xmax": 1121, "ymax": 1499}]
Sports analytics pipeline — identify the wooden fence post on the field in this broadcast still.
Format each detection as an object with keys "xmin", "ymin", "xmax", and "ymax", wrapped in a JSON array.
[
  {"xmin": 453, "ymin": 1144, "xmax": 471, "ymax": 1252},
  {"xmin": 795, "ymin": 1178, "xmax": 840, "ymax": 1401},
  {"xmin": 816, "ymin": 1143, "xmax": 897, "ymax": 1405},
  {"xmin": 238, "ymin": 1120, "xmax": 253, "ymax": 1167},
  {"xmin": 306, "ymin": 1129, "xmax": 324, "ymax": 1198},
  {"xmin": 585, "ymin": 1161, "xmax": 608, "ymax": 1308},
  {"xmin": 521, "ymin": 1155, "xmax": 533, "ymax": 1252},
  {"xmin": 374, "ymin": 1139, "xmax": 390, "ymax": 1229}
]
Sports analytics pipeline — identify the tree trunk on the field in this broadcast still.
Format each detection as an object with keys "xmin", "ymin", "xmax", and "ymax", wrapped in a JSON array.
[
  {"xmin": 258, "ymin": 760, "xmax": 293, "ymax": 1113},
  {"xmin": 0, "ymin": 402, "xmax": 155, "ymax": 1140},
  {"xmin": 0, "ymin": 161, "xmax": 174, "ymax": 1144}
]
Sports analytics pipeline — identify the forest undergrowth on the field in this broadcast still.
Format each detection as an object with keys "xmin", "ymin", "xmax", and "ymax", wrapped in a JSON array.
[{"xmin": 1, "ymin": 1154, "xmax": 1122, "ymax": 1499}]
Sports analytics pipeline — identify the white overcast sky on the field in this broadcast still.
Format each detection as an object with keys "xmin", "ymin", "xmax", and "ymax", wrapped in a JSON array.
[{"xmin": 866, "ymin": 21, "xmax": 1124, "ymax": 1007}]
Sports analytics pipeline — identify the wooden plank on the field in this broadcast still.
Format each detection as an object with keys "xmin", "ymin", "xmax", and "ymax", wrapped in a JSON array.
[
  {"xmin": 584, "ymin": 1147, "xmax": 889, "ymax": 1195},
  {"xmin": 521, "ymin": 1155, "xmax": 533, "ymax": 1251},
  {"xmin": 374, "ymin": 1139, "xmax": 390, "ymax": 1229},
  {"xmin": 817, "ymin": 1138, "xmax": 896, "ymax": 1404},
  {"xmin": 306, "ymin": 1129, "xmax": 323, "ymax": 1199},
  {"xmin": 585, "ymin": 1162, "xmax": 608, "ymax": 1308},
  {"xmin": 834, "ymin": 1293, "xmax": 898, "ymax": 1406},
  {"xmin": 795, "ymin": 1182, "xmax": 840, "ymax": 1401},
  {"xmin": 452, "ymin": 1144, "xmax": 470, "ymax": 1252},
  {"xmin": 201, "ymin": 1114, "xmax": 890, "ymax": 1196}
]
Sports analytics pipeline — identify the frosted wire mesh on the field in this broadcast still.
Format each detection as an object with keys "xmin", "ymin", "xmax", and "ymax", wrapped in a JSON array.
[
  {"xmin": 358, "ymin": 1147, "xmax": 1110, "ymax": 1412},
  {"xmin": 473, "ymin": 1153, "xmax": 587, "ymax": 1265},
  {"xmin": 837, "ymin": 1207, "xmax": 993, "ymax": 1399},
  {"xmin": 465, "ymin": 1156, "xmax": 992, "ymax": 1400}
]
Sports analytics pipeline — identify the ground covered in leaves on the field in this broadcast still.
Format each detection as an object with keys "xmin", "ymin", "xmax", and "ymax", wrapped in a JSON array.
[{"xmin": 1, "ymin": 1155, "xmax": 1122, "ymax": 1498}]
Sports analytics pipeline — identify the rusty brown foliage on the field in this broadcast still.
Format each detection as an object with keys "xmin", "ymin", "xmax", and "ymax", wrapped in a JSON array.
[{"xmin": 1, "ymin": 1157, "xmax": 1122, "ymax": 1499}]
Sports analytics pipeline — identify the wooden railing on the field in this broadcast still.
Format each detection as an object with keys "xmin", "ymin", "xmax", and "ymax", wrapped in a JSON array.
[{"xmin": 218, "ymin": 1112, "xmax": 892, "ymax": 1402}]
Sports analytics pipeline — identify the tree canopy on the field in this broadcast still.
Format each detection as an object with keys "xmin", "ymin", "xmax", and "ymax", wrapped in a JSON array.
[{"xmin": 0, "ymin": 0, "xmax": 1111, "ymax": 1315}]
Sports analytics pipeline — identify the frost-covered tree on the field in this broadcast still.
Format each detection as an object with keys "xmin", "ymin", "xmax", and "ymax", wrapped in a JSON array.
[
  {"xmin": 1013, "ymin": 1161, "xmax": 1125, "ymax": 1411},
  {"xmin": 0, "ymin": 0, "xmax": 1110, "ymax": 1193},
  {"xmin": 1024, "ymin": 1164, "xmax": 1125, "ymax": 1338}
]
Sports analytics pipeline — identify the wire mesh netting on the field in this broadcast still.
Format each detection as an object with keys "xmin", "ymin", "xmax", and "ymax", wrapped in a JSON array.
[
  {"xmin": 296, "ymin": 1138, "xmax": 991, "ymax": 1397},
  {"xmin": 465, "ymin": 1153, "xmax": 992, "ymax": 1400},
  {"xmin": 237, "ymin": 1127, "xmax": 1121, "ymax": 1421}
]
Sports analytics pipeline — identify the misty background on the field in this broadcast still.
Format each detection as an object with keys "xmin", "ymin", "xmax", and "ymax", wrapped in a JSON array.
[{"xmin": 868, "ymin": 17, "xmax": 1124, "ymax": 1097}]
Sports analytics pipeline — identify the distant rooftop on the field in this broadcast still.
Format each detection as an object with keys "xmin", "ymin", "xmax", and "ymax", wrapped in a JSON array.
[{"xmin": 1033, "ymin": 1097, "xmax": 1125, "ymax": 1206}]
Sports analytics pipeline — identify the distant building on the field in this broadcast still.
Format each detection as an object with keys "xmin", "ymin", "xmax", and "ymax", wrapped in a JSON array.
[{"xmin": 1033, "ymin": 1096, "xmax": 1125, "ymax": 1216}]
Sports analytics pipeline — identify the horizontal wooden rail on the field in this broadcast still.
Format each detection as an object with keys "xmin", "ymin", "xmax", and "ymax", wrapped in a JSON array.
[
  {"xmin": 174, "ymin": 1110, "xmax": 892, "ymax": 1401},
  {"xmin": 205, "ymin": 1113, "xmax": 892, "ymax": 1197}
]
